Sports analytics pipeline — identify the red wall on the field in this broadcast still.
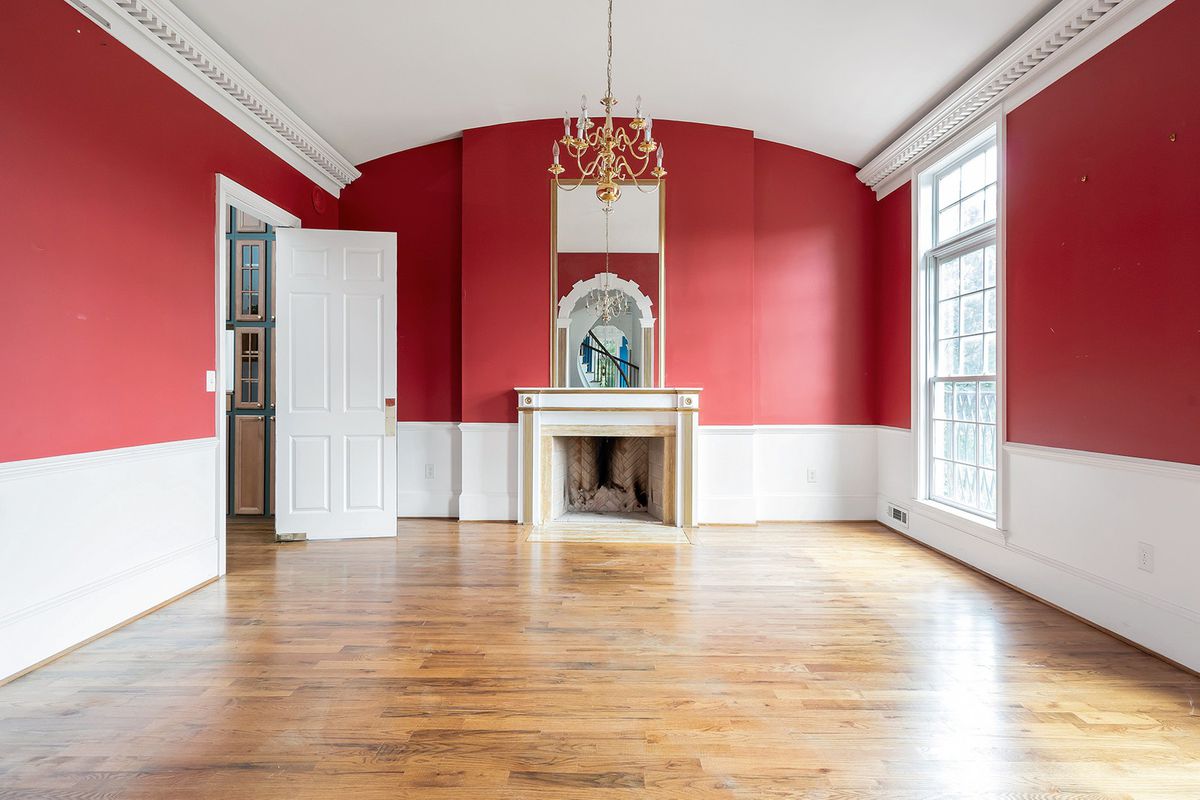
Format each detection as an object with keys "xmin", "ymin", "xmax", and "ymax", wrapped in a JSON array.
[
  {"xmin": 0, "ymin": 3, "xmax": 336, "ymax": 463},
  {"xmin": 753, "ymin": 139, "xmax": 877, "ymax": 425},
  {"xmin": 355, "ymin": 119, "xmax": 877, "ymax": 425},
  {"xmin": 460, "ymin": 120, "xmax": 559, "ymax": 422},
  {"xmin": 873, "ymin": 183, "xmax": 912, "ymax": 429},
  {"xmin": 657, "ymin": 122, "xmax": 758, "ymax": 424},
  {"xmin": 557, "ymin": 253, "xmax": 659, "ymax": 305},
  {"xmin": 1006, "ymin": 0, "xmax": 1200, "ymax": 465},
  {"xmin": 339, "ymin": 140, "xmax": 462, "ymax": 422}
]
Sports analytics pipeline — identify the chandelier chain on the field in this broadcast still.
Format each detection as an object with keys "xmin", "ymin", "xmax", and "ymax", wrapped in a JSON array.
[{"xmin": 606, "ymin": 0, "xmax": 614, "ymax": 105}]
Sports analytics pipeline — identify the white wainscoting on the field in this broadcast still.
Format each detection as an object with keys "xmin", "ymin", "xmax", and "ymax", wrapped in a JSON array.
[
  {"xmin": 697, "ymin": 427, "xmax": 757, "ymax": 524},
  {"xmin": 0, "ymin": 438, "xmax": 219, "ymax": 681},
  {"xmin": 458, "ymin": 423, "xmax": 518, "ymax": 521},
  {"xmin": 876, "ymin": 427, "xmax": 1200, "ymax": 673},
  {"xmin": 753, "ymin": 426, "xmax": 879, "ymax": 522},
  {"xmin": 396, "ymin": 422, "xmax": 461, "ymax": 518},
  {"xmin": 399, "ymin": 422, "xmax": 881, "ymax": 524}
]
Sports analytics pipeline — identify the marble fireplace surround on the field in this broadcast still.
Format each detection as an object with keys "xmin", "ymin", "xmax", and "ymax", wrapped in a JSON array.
[{"xmin": 516, "ymin": 388, "xmax": 701, "ymax": 527}]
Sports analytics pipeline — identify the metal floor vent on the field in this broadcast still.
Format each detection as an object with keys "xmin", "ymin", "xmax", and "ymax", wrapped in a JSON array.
[{"xmin": 886, "ymin": 503, "xmax": 909, "ymax": 529}]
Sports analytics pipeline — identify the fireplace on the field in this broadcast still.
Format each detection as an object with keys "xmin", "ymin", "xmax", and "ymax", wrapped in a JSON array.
[
  {"xmin": 548, "ymin": 436, "xmax": 669, "ymax": 523},
  {"xmin": 517, "ymin": 388, "xmax": 699, "ymax": 528}
]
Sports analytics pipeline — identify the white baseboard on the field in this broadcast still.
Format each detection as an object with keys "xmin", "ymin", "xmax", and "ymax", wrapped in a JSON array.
[
  {"xmin": 458, "ymin": 491, "xmax": 518, "ymax": 521},
  {"xmin": 0, "ymin": 438, "xmax": 219, "ymax": 681},
  {"xmin": 875, "ymin": 428, "xmax": 1200, "ymax": 673}
]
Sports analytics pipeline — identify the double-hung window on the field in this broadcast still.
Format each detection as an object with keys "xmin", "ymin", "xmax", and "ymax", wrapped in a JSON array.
[{"xmin": 921, "ymin": 130, "xmax": 1001, "ymax": 520}]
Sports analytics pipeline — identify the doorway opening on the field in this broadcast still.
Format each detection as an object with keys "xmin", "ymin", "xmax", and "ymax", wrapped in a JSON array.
[{"xmin": 225, "ymin": 206, "xmax": 276, "ymax": 521}]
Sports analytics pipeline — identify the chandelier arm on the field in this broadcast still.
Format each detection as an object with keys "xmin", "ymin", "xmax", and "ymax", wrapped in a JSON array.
[{"xmin": 553, "ymin": 174, "xmax": 589, "ymax": 192}]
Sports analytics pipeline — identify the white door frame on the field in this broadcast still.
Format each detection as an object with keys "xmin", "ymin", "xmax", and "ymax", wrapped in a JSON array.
[{"xmin": 214, "ymin": 174, "xmax": 301, "ymax": 575}]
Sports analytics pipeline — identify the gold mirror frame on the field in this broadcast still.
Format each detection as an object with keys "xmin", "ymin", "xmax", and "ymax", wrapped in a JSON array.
[{"xmin": 550, "ymin": 179, "xmax": 666, "ymax": 388}]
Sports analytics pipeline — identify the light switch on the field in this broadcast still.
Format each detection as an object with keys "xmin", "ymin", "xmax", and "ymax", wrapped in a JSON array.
[{"xmin": 205, "ymin": 370, "xmax": 217, "ymax": 392}]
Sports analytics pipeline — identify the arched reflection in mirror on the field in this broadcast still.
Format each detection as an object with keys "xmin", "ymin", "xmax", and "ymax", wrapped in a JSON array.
[{"xmin": 551, "ymin": 182, "xmax": 664, "ymax": 387}]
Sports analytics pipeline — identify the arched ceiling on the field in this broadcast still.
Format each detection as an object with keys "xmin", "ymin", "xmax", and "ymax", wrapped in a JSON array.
[{"xmin": 171, "ymin": 0, "xmax": 1057, "ymax": 168}]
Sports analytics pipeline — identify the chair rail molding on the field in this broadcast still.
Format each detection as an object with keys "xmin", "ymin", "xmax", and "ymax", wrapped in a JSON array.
[
  {"xmin": 857, "ymin": 0, "xmax": 1163, "ymax": 197},
  {"xmin": 67, "ymin": 0, "xmax": 360, "ymax": 194}
]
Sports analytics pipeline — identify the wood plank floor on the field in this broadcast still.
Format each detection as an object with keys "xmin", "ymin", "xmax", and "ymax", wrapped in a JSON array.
[{"xmin": 1, "ymin": 520, "xmax": 1198, "ymax": 799}]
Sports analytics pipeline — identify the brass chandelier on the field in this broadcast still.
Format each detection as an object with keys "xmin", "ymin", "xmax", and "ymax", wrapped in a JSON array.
[{"xmin": 548, "ymin": 0, "xmax": 666, "ymax": 206}]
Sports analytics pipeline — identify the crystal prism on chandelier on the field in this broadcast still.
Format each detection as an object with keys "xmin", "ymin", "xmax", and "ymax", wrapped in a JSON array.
[{"xmin": 547, "ymin": 0, "xmax": 666, "ymax": 207}]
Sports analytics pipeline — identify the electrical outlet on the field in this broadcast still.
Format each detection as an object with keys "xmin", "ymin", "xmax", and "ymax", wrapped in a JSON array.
[
  {"xmin": 205, "ymin": 370, "xmax": 217, "ymax": 392},
  {"xmin": 424, "ymin": 463, "xmax": 435, "ymax": 480},
  {"xmin": 806, "ymin": 467, "xmax": 817, "ymax": 484},
  {"xmin": 1137, "ymin": 542, "xmax": 1154, "ymax": 573}
]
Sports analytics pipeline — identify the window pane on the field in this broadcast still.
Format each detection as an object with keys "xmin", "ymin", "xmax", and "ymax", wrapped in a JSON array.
[
  {"xmin": 954, "ymin": 382, "xmax": 977, "ymax": 421},
  {"xmin": 938, "ymin": 299, "xmax": 960, "ymax": 339},
  {"xmin": 984, "ymin": 185, "xmax": 997, "ymax": 224},
  {"xmin": 961, "ymin": 292, "xmax": 984, "ymax": 335},
  {"xmin": 955, "ymin": 463, "xmax": 978, "ymax": 508},
  {"xmin": 984, "ymin": 246, "xmax": 996, "ymax": 288},
  {"xmin": 985, "ymin": 145, "xmax": 997, "ymax": 184},
  {"xmin": 933, "ymin": 459, "xmax": 954, "ymax": 500},
  {"xmin": 979, "ymin": 381, "xmax": 997, "ymax": 423},
  {"xmin": 934, "ymin": 420, "xmax": 953, "ymax": 459},
  {"xmin": 938, "ymin": 169, "xmax": 961, "ymax": 209},
  {"xmin": 979, "ymin": 468, "xmax": 997, "ymax": 513},
  {"xmin": 984, "ymin": 333, "xmax": 997, "ymax": 374},
  {"xmin": 962, "ymin": 151, "xmax": 987, "ymax": 195},
  {"xmin": 939, "ymin": 258, "xmax": 960, "ymax": 298},
  {"xmin": 938, "ymin": 340, "xmax": 960, "ymax": 377},
  {"xmin": 938, "ymin": 206, "xmax": 961, "ymax": 243},
  {"xmin": 960, "ymin": 250, "xmax": 984, "ymax": 292},
  {"xmin": 960, "ymin": 190, "xmax": 986, "ymax": 231},
  {"xmin": 981, "ymin": 424, "xmax": 996, "ymax": 469},
  {"xmin": 955, "ymin": 422, "xmax": 977, "ymax": 463},
  {"xmin": 961, "ymin": 335, "xmax": 984, "ymax": 375},
  {"xmin": 933, "ymin": 381, "xmax": 954, "ymax": 420},
  {"xmin": 984, "ymin": 288, "xmax": 996, "ymax": 331}
]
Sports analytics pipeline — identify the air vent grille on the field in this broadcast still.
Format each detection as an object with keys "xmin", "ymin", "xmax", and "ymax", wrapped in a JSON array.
[{"xmin": 886, "ymin": 503, "xmax": 909, "ymax": 529}]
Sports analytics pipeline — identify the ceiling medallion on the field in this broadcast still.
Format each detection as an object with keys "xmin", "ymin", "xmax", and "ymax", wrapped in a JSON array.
[{"xmin": 548, "ymin": 0, "xmax": 666, "ymax": 207}]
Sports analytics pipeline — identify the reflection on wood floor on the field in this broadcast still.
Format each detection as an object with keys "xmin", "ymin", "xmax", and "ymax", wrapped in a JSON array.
[{"xmin": 1, "ymin": 518, "xmax": 1198, "ymax": 798}]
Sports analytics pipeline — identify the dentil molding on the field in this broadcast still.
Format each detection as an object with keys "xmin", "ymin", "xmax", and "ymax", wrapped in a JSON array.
[
  {"xmin": 70, "ymin": 0, "xmax": 360, "ymax": 193},
  {"xmin": 857, "ymin": 0, "xmax": 1155, "ymax": 195}
]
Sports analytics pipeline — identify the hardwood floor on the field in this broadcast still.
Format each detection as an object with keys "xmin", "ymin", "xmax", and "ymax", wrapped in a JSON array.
[{"xmin": 1, "ymin": 519, "xmax": 1198, "ymax": 798}]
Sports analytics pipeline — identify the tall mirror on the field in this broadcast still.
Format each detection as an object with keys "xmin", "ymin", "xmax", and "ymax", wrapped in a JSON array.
[{"xmin": 551, "ymin": 182, "xmax": 664, "ymax": 387}]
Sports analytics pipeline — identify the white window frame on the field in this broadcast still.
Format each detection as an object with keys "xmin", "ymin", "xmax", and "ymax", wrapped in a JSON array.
[{"xmin": 912, "ymin": 115, "xmax": 1006, "ymax": 536}]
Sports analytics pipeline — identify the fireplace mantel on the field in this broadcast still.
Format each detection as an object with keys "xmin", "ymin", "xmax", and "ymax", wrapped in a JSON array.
[{"xmin": 515, "ymin": 388, "xmax": 701, "ymax": 527}]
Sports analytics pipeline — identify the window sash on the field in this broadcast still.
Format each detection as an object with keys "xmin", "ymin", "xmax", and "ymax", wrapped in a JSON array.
[{"xmin": 924, "ymin": 225, "xmax": 999, "ymax": 520}]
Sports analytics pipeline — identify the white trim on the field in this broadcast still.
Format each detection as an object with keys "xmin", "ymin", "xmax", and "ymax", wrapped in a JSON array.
[
  {"xmin": 1006, "ymin": 442, "xmax": 1200, "ymax": 482},
  {"xmin": 556, "ymin": 273, "xmax": 655, "ymax": 324},
  {"xmin": 908, "ymin": 497, "xmax": 1007, "ymax": 545},
  {"xmin": 67, "ymin": 0, "xmax": 359, "ymax": 195},
  {"xmin": 859, "ymin": 0, "xmax": 1159, "ymax": 196},
  {"xmin": 0, "ymin": 436, "xmax": 215, "ymax": 481},
  {"xmin": 215, "ymin": 175, "xmax": 302, "ymax": 574},
  {"xmin": 1003, "ymin": 0, "xmax": 1174, "ymax": 112}
]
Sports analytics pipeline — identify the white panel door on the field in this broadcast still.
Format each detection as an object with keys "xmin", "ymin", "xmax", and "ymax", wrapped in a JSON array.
[{"xmin": 276, "ymin": 229, "xmax": 397, "ymax": 539}]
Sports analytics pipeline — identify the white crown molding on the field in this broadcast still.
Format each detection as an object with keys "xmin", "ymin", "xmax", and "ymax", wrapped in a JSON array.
[
  {"xmin": 68, "ymin": 0, "xmax": 360, "ymax": 195},
  {"xmin": 857, "ymin": 0, "xmax": 1160, "ymax": 196}
]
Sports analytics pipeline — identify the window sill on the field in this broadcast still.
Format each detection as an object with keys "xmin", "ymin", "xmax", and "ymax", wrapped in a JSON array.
[{"xmin": 910, "ymin": 498, "xmax": 1007, "ymax": 545}]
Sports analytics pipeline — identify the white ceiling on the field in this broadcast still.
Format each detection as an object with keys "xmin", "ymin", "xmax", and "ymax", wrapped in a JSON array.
[{"xmin": 171, "ymin": 0, "xmax": 1057, "ymax": 168}]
